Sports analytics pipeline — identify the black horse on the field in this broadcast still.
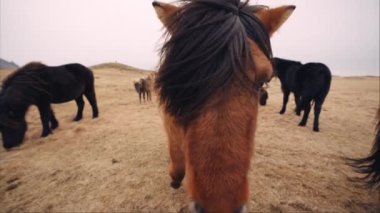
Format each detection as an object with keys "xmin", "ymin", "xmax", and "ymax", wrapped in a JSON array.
[
  {"xmin": 272, "ymin": 57, "xmax": 331, "ymax": 132},
  {"xmin": 347, "ymin": 109, "xmax": 380, "ymax": 188},
  {"xmin": 0, "ymin": 62, "xmax": 99, "ymax": 150}
]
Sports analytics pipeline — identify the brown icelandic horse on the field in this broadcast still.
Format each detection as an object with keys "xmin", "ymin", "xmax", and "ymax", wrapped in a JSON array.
[
  {"xmin": 153, "ymin": 0, "xmax": 295, "ymax": 212},
  {"xmin": 133, "ymin": 76, "xmax": 153, "ymax": 102}
]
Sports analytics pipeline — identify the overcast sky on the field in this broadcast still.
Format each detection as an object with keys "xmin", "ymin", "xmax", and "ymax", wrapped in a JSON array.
[{"xmin": 0, "ymin": 0, "xmax": 379, "ymax": 76}]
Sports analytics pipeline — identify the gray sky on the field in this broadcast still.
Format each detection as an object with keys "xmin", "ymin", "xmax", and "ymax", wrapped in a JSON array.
[{"xmin": 0, "ymin": 0, "xmax": 379, "ymax": 76}]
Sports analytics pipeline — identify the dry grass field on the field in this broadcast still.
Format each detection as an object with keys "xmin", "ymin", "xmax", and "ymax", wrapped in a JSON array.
[{"xmin": 0, "ymin": 66, "xmax": 379, "ymax": 212}]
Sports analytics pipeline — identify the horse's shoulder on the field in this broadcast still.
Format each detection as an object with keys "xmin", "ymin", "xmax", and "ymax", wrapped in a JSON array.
[{"xmin": 301, "ymin": 63, "xmax": 331, "ymax": 74}]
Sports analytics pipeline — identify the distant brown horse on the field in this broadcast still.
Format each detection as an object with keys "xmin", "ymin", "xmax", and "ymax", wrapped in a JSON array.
[
  {"xmin": 153, "ymin": 0, "xmax": 295, "ymax": 212},
  {"xmin": 134, "ymin": 77, "xmax": 152, "ymax": 102}
]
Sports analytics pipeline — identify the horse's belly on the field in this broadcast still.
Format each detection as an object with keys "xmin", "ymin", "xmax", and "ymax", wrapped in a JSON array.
[{"xmin": 50, "ymin": 83, "xmax": 85, "ymax": 103}]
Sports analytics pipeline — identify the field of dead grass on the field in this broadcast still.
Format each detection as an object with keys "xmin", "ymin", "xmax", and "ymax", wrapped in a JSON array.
[{"xmin": 0, "ymin": 67, "xmax": 379, "ymax": 212}]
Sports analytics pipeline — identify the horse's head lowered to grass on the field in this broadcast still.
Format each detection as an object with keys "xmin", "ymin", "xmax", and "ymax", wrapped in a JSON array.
[
  {"xmin": 152, "ymin": 0, "xmax": 295, "ymax": 212},
  {"xmin": 0, "ymin": 63, "xmax": 47, "ymax": 150}
]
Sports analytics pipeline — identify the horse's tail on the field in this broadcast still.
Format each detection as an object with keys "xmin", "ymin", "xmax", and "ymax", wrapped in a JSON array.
[
  {"xmin": 86, "ymin": 67, "xmax": 95, "ymax": 92},
  {"xmin": 346, "ymin": 109, "xmax": 380, "ymax": 188},
  {"xmin": 324, "ymin": 67, "xmax": 332, "ymax": 93},
  {"xmin": 80, "ymin": 66, "xmax": 97, "ymax": 102},
  {"xmin": 317, "ymin": 65, "xmax": 332, "ymax": 101}
]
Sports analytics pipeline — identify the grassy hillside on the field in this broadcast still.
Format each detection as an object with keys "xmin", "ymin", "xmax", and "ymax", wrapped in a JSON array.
[{"xmin": 90, "ymin": 62, "xmax": 154, "ymax": 73}]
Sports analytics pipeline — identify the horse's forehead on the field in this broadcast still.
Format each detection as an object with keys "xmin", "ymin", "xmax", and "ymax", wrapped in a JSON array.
[
  {"xmin": 249, "ymin": 41, "xmax": 271, "ymax": 68},
  {"xmin": 249, "ymin": 40, "xmax": 273, "ymax": 77}
]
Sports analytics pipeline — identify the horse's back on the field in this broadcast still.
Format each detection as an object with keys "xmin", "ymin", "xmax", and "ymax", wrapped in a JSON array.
[
  {"xmin": 297, "ymin": 63, "xmax": 331, "ymax": 98},
  {"xmin": 301, "ymin": 63, "xmax": 331, "ymax": 77},
  {"xmin": 62, "ymin": 63, "xmax": 94, "ymax": 81},
  {"xmin": 47, "ymin": 64, "xmax": 94, "ymax": 103}
]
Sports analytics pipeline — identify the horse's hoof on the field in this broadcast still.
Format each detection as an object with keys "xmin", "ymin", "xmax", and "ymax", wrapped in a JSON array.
[
  {"xmin": 279, "ymin": 111, "xmax": 285, "ymax": 114},
  {"xmin": 298, "ymin": 122, "xmax": 306, "ymax": 127},
  {"xmin": 51, "ymin": 122, "xmax": 59, "ymax": 130},
  {"xmin": 41, "ymin": 131, "xmax": 51, "ymax": 137},
  {"xmin": 170, "ymin": 180, "xmax": 182, "ymax": 189},
  {"xmin": 313, "ymin": 127, "xmax": 320, "ymax": 132},
  {"xmin": 73, "ymin": 117, "xmax": 82, "ymax": 122}
]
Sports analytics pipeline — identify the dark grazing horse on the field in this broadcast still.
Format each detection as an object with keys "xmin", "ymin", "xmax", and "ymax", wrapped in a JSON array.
[
  {"xmin": 272, "ymin": 57, "xmax": 331, "ymax": 132},
  {"xmin": 0, "ymin": 62, "xmax": 99, "ymax": 150},
  {"xmin": 153, "ymin": 0, "xmax": 295, "ymax": 212},
  {"xmin": 347, "ymin": 108, "xmax": 380, "ymax": 188}
]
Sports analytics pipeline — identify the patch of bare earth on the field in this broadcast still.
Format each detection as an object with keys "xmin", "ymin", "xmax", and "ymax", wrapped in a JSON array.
[{"xmin": 0, "ymin": 68, "xmax": 379, "ymax": 212}]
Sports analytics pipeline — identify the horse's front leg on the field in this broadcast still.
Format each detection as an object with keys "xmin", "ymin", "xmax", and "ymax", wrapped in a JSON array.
[
  {"xmin": 37, "ymin": 103, "xmax": 53, "ymax": 137},
  {"xmin": 163, "ymin": 113, "xmax": 185, "ymax": 189},
  {"xmin": 280, "ymin": 88, "xmax": 290, "ymax": 114}
]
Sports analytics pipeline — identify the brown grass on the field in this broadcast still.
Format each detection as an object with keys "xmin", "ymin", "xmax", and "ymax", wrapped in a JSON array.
[{"xmin": 0, "ymin": 68, "xmax": 379, "ymax": 212}]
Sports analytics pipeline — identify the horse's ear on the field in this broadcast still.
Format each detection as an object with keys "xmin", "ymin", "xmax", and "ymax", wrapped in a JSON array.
[
  {"xmin": 255, "ymin": 5, "xmax": 296, "ymax": 37},
  {"xmin": 152, "ymin": 1, "xmax": 179, "ymax": 28}
]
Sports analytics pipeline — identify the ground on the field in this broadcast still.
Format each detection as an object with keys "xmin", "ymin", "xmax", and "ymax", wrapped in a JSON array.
[{"xmin": 0, "ymin": 67, "xmax": 379, "ymax": 212}]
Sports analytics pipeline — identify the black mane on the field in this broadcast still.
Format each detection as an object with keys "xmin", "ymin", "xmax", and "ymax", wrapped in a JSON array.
[
  {"xmin": 3, "ymin": 62, "xmax": 46, "ymax": 88},
  {"xmin": 348, "ymin": 110, "xmax": 380, "ymax": 188},
  {"xmin": 1, "ymin": 62, "xmax": 50, "ymax": 102},
  {"xmin": 156, "ymin": 0, "xmax": 272, "ymax": 126}
]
